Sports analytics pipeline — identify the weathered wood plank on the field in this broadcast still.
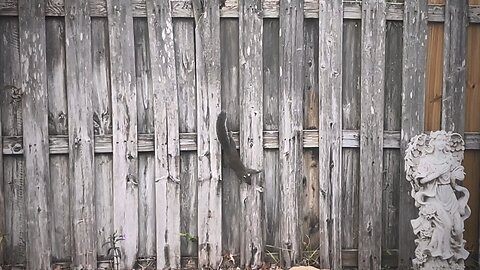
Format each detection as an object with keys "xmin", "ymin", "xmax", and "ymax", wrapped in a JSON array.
[
  {"xmin": 278, "ymin": 0, "xmax": 304, "ymax": 267},
  {"xmin": 3, "ymin": 0, "xmax": 480, "ymax": 22},
  {"xmin": 107, "ymin": 0, "xmax": 139, "ymax": 267},
  {"xmin": 94, "ymin": 154, "xmax": 113, "ymax": 259},
  {"xmin": 0, "ymin": 51, "xmax": 3, "ymax": 267},
  {"xmin": 220, "ymin": 18, "xmax": 241, "ymax": 259},
  {"xmin": 465, "ymin": 9, "xmax": 480, "ymax": 258},
  {"xmin": 239, "ymin": 0, "xmax": 264, "ymax": 268},
  {"xmin": 3, "ymin": 131, "xmax": 480, "ymax": 156},
  {"xmin": 301, "ymin": 18, "xmax": 320, "ymax": 260},
  {"xmin": 192, "ymin": 0, "xmax": 222, "ymax": 268},
  {"xmin": 174, "ymin": 18, "xmax": 198, "ymax": 263},
  {"xmin": 263, "ymin": 18, "xmax": 280, "ymax": 254},
  {"xmin": 64, "ymin": 0, "xmax": 96, "ymax": 267},
  {"xmin": 442, "ymin": 0, "xmax": 468, "ymax": 134},
  {"xmin": 146, "ymin": 0, "xmax": 182, "ymax": 268},
  {"xmin": 358, "ymin": 0, "xmax": 386, "ymax": 269},
  {"xmin": 91, "ymin": 17, "xmax": 114, "ymax": 259},
  {"xmin": 0, "ymin": 17, "xmax": 25, "ymax": 266},
  {"xmin": 318, "ymin": 0, "xmax": 343, "ymax": 268},
  {"xmin": 18, "ymin": 0, "xmax": 52, "ymax": 267},
  {"xmin": 383, "ymin": 21, "xmax": 403, "ymax": 258},
  {"xmin": 133, "ymin": 18, "xmax": 156, "ymax": 259},
  {"xmin": 48, "ymin": 157, "xmax": 71, "ymax": 264},
  {"xmin": 341, "ymin": 19, "xmax": 361, "ymax": 251},
  {"xmin": 399, "ymin": 0, "xmax": 428, "ymax": 267},
  {"xmin": 45, "ymin": 17, "xmax": 71, "ymax": 263}
]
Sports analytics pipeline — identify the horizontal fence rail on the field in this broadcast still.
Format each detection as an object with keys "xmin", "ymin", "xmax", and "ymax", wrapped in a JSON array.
[
  {"xmin": 0, "ymin": 0, "xmax": 479, "ymax": 22},
  {"xmin": 2, "ymin": 131, "xmax": 480, "ymax": 154}
]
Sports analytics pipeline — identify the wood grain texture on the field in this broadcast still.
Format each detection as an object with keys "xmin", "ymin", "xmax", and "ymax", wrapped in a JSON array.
[
  {"xmin": 383, "ymin": 20, "xmax": 403, "ymax": 258},
  {"xmin": 91, "ymin": 17, "xmax": 114, "ymax": 259},
  {"xmin": 133, "ymin": 18, "xmax": 155, "ymax": 259},
  {"xmin": 107, "ymin": 0, "xmax": 139, "ymax": 267},
  {"xmin": 192, "ymin": 0, "xmax": 223, "ymax": 268},
  {"xmin": 341, "ymin": 20, "xmax": 361, "ymax": 251},
  {"xmin": 4, "ymin": 131, "xmax": 480, "ymax": 156},
  {"xmin": 301, "ymin": 18, "xmax": 320, "ymax": 260},
  {"xmin": 2, "ymin": 0, "xmax": 480, "ymax": 22},
  {"xmin": 278, "ymin": 0, "xmax": 304, "ymax": 267},
  {"xmin": 425, "ymin": 22, "xmax": 444, "ymax": 131},
  {"xmin": 146, "ymin": 0, "xmax": 182, "ymax": 268},
  {"xmin": 45, "ymin": 18, "xmax": 71, "ymax": 263},
  {"xmin": 0, "ymin": 17, "xmax": 26, "ymax": 266},
  {"xmin": 318, "ymin": 1, "xmax": 343, "ymax": 269},
  {"xmin": 64, "ymin": 0, "xmax": 96, "ymax": 267},
  {"xmin": 359, "ymin": 0, "xmax": 386, "ymax": 269},
  {"xmin": 0, "ymin": 44, "xmax": 3, "ymax": 266},
  {"xmin": 239, "ymin": 0, "xmax": 264, "ymax": 267},
  {"xmin": 263, "ymin": 18, "xmax": 280, "ymax": 252},
  {"xmin": 220, "ymin": 18, "xmax": 241, "ymax": 259},
  {"xmin": 174, "ymin": 19, "xmax": 197, "ymax": 261},
  {"xmin": 399, "ymin": 0, "xmax": 428, "ymax": 267},
  {"xmin": 465, "ymin": 19, "xmax": 480, "ymax": 258},
  {"xmin": 442, "ymin": 0, "xmax": 468, "ymax": 134},
  {"xmin": 19, "ymin": 0, "xmax": 52, "ymax": 268}
]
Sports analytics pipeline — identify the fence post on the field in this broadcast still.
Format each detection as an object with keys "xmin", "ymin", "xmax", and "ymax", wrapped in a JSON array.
[
  {"xmin": 358, "ymin": 0, "xmax": 386, "ymax": 269},
  {"xmin": 146, "ymin": 0, "xmax": 182, "ymax": 268},
  {"xmin": 106, "ymin": 0, "xmax": 139, "ymax": 267},
  {"xmin": 278, "ymin": 0, "xmax": 304, "ymax": 267},
  {"xmin": 64, "ymin": 0, "xmax": 96, "ymax": 268},
  {"xmin": 318, "ymin": 0, "xmax": 343, "ymax": 269},
  {"xmin": 239, "ymin": 0, "xmax": 264, "ymax": 268},
  {"xmin": 442, "ymin": 0, "xmax": 468, "ymax": 134},
  {"xmin": 192, "ymin": 0, "xmax": 223, "ymax": 268},
  {"xmin": 399, "ymin": 0, "xmax": 428, "ymax": 268},
  {"xmin": 19, "ymin": 0, "xmax": 52, "ymax": 268}
]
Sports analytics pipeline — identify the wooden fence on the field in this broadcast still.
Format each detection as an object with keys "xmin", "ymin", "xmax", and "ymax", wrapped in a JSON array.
[{"xmin": 0, "ymin": 0, "xmax": 479, "ymax": 269}]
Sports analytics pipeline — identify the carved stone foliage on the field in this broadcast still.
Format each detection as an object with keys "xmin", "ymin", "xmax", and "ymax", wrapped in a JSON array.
[{"xmin": 405, "ymin": 131, "xmax": 471, "ymax": 270}]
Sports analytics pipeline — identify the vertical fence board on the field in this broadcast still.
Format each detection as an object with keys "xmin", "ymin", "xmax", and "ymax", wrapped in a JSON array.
[
  {"xmin": 133, "ymin": 18, "xmax": 156, "ymax": 260},
  {"xmin": 0, "ymin": 17, "xmax": 25, "ymax": 266},
  {"xmin": 45, "ymin": 18, "xmax": 71, "ymax": 263},
  {"xmin": 174, "ymin": 18, "xmax": 198, "ymax": 263},
  {"xmin": 19, "ymin": 0, "xmax": 52, "ymax": 267},
  {"xmin": 220, "ymin": 18, "xmax": 241, "ymax": 260},
  {"xmin": 91, "ymin": 17, "xmax": 114, "ymax": 259},
  {"xmin": 146, "ymin": 0, "xmax": 182, "ymax": 268},
  {"xmin": 383, "ymin": 21, "xmax": 402, "ymax": 257},
  {"xmin": 64, "ymin": 0, "xmax": 96, "ymax": 267},
  {"xmin": 341, "ymin": 20, "xmax": 361, "ymax": 251},
  {"xmin": 318, "ymin": 0, "xmax": 343, "ymax": 268},
  {"xmin": 107, "ymin": 0, "xmax": 139, "ymax": 267},
  {"xmin": 465, "ymin": 9, "xmax": 480, "ymax": 258},
  {"xmin": 239, "ymin": 0, "xmax": 264, "ymax": 267},
  {"xmin": 192, "ymin": 0, "xmax": 223, "ymax": 268},
  {"xmin": 302, "ymin": 18, "xmax": 320, "ymax": 259},
  {"xmin": 442, "ymin": 0, "xmax": 468, "ymax": 133},
  {"xmin": 359, "ymin": 0, "xmax": 386, "ymax": 269},
  {"xmin": 263, "ymin": 18, "xmax": 280, "ymax": 256},
  {"xmin": 383, "ymin": 21, "xmax": 402, "ymax": 256},
  {"xmin": 425, "ymin": 26, "xmax": 443, "ymax": 131},
  {"xmin": 2, "ymin": 159, "xmax": 25, "ymax": 265},
  {"xmin": 399, "ymin": 0, "xmax": 427, "ymax": 267},
  {"xmin": 0, "ymin": 24, "xmax": 5, "ymax": 259},
  {"xmin": 278, "ymin": 0, "xmax": 304, "ymax": 267},
  {"xmin": 0, "ymin": 48, "xmax": 3, "ymax": 266}
]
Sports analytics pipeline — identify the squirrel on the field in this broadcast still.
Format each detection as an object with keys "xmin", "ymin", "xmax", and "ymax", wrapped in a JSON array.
[{"xmin": 216, "ymin": 111, "xmax": 261, "ymax": 185}]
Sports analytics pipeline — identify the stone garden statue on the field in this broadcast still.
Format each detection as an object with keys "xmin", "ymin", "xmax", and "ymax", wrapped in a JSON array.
[{"xmin": 405, "ymin": 131, "xmax": 471, "ymax": 269}]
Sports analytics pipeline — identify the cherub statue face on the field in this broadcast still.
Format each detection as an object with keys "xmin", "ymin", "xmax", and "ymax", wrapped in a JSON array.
[{"xmin": 432, "ymin": 134, "xmax": 447, "ymax": 151}]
